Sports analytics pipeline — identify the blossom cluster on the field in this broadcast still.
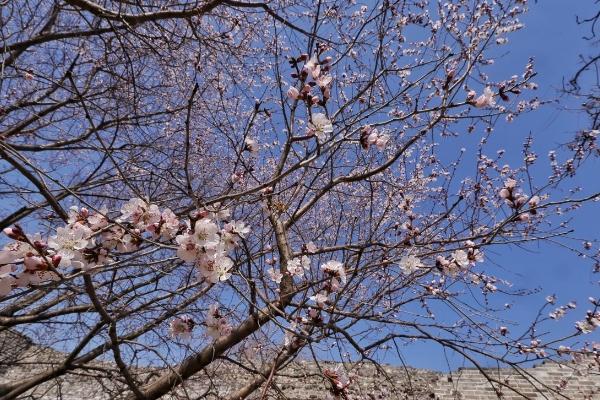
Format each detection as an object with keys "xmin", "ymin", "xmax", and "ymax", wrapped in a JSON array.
[
  {"xmin": 286, "ymin": 47, "xmax": 336, "ymax": 143},
  {"xmin": 286, "ymin": 48, "xmax": 333, "ymax": 106},
  {"xmin": 360, "ymin": 125, "xmax": 390, "ymax": 151},
  {"xmin": 576, "ymin": 310, "xmax": 600, "ymax": 334},
  {"xmin": 267, "ymin": 255, "xmax": 310, "ymax": 284},
  {"xmin": 169, "ymin": 304, "xmax": 233, "ymax": 341},
  {"xmin": 0, "ymin": 200, "xmax": 182, "ymax": 297},
  {"xmin": 309, "ymin": 260, "xmax": 346, "ymax": 308},
  {"xmin": 498, "ymin": 178, "xmax": 540, "ymax": 222},
  {"xmin": 468, "ymin": 86, "xmax": 496, "ymax": 108},
  {"xmin": 323, "ymin": 367, "xmax": 352, "ymax": 399},
  {"xmin": 0, "ymin": 199, "xmax": 249, "ymax": 298},
  {"xmin": 517, "ymin": 339, "xmax": 547, "ymax": 358},
  {"xmin": 205, "ymin": 304, "xmax": 232, "ymax": 339},
  {"xmin": 398, "ymin": 242, "xmax": 484, "ymax": 277},
  {"xmin": 175, "ymin": 211, "xmax": 249, "ymax": 284},
  {"xmin": 169, "ymin": 315, "xmax": 195, "ymax": 340}
]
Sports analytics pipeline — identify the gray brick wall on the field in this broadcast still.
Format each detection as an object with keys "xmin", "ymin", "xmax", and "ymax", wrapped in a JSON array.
[{"xmin": 1, "ymin": 332, "xmax": 598, "ymax": 399}]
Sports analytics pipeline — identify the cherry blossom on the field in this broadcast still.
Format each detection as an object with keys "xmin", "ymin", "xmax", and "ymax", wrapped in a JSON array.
[
  {"xmin": 452, "ymin": 250, "xmax": 470, "ymax": 269},
  {"xmin": 119, "ymin": 198, "xmax": 161, "ymax": 229},
  {"xmin": 87, "ymin": 209, "xmax": 109, "ymax": 231},
  {"xmin": 197, "ymin": 249, "xmax": 233, "ymax": 283},
  {"xmin": 205, "ymin": 304, "xmax": 231, "ymax": 339},
  {"xmin": 221, "ymin": 220, "xmax": 250, "ymax": 249},
  {"xmin": 146, "ymin": 208, "xmax": 179, "ymax": 240},
  {"xmin": 48, "ymin": 225, "xmax": 93, "ymax": 268},
  {"xmin": 316, "ymin": 74, "xmax": 332, "ymax": 89},
  {"xmin": 399, "ymin": 254, "xmax": 423, "ymax": 275},
  {"xmin": 575, "ymin": 311, "xmax": 600, "ymax": 334},
  {"xmin": 0, "ymin": 235, "xmax": 40, "ymax": 264},
  {"xmin": 321, "ymin": 260, "xmax": 346, "ymax": 290},
  {"xmin": 360, "ymin": 127, "xmax": 390, "ymax": 151},
  {"xmin": 305, "ymin": 241, "xmax": 318, "ymax": 254},
  {"xmin": 474, "ymin": 87, "xmax": 496, "ymax": 108},
  {"xmin": 308, "ymin": 113, "xmax": 333, "ymax": 142},
  {"xmin": 244, "ymin": 137, "xmax": 259, "ymax": 153},
  {"xmin": 287, "ymin": 256, "xmax": 310, "ymax": 278},
  {"xmin": 169, "ymin": 315, "xmax": 195, "ymax": 340},
  {"xmin": 310, "ymin": 291, "xmax": 329, "ymax": 307},
  {"xmin": 287, "ymin": 86, "xmax": 300, "ymax": 100},
  {"xmin": 267, "ymin": 267, "xmax": 283, "ymax": 284},
  {"xmin": 302, "ymin": 55, "xmax": 319, "ymax": 75},
  {"xmin": 191, "ymin": 218, "xmax": 220, "ymax": 249}
]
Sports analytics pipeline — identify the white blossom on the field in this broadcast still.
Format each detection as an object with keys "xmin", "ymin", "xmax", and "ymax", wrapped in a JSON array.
[
  {"xmin": 192, "ymin": 218, "xmax": 220, "ymax": 248},
  {"xmin": 309, "ymin": 113, "xmax": 334, "ymax": 142},
  {"xmin": 474, "ymin": 87, "xmax": 495, "ymax": 108},
  {"xmin": 197, "ymin": 250, "xmax": 233, "ymax": 283},
  {"xmin": 267, "ymin": 267, "xmax": 283, "ymax": 284},
  {"xmin": 48, "ymin": 225, "xmax": 92, "ymax": 267},
  {"xmin": 321, "ymin": 260, "xmax": 346, "ymax": 286},
  {"xmin": 452, "ymin": 250, "xmax": 470, "ymax": 269},
  {"xmin": 399, "ymin": 255, "xmax": 422, "ymax": 275}
]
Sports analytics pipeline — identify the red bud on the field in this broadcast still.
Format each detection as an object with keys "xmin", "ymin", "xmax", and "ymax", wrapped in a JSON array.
[{"xmin": 52, "ymin": 255, "xmax": 62, "ymax": 267}]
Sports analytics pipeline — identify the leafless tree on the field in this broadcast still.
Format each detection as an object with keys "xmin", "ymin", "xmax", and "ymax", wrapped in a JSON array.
[{"xmin": 1, "ymin": 1, "xmax": 599, "ymax": 399}]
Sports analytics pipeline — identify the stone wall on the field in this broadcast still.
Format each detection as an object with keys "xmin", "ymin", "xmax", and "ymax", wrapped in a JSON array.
[{"xmin": 1, "ymin": 331, "xmax": 599, "ymax": 399}]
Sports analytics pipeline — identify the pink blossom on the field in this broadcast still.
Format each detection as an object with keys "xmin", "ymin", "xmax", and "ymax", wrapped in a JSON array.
[
  {"xmin": 267, "ymin": 267, "xmax": 283, "ymax": 284},
  {"xmin": 170, "ymin": 315, "xmax": 195, "ymax": 340},
  {"xmin": 474, "ymin": 87, "xmax": 496, "ymax": 108},
  {"xmin": 205, "ymin": 304, "xmax": 231, "ymax": 339},
  {"xmin": 48, "ymin": 225, "xmax": 93, "ymax": 267},
  {"xmin": 310, "ymin": 291, "xmax": 329, "ymax": 307},
  {"xmin": 287, "ymin": 86, "xmax": 300, "ymax": 99}
]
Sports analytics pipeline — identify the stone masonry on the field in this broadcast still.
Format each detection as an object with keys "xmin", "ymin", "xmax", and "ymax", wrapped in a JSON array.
[{"xmin": 1, "ymin": 330, "xmax": 599, "ymax": 399}]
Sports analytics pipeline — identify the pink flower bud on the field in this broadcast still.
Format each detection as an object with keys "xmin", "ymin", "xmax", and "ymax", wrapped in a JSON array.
[
  {"xmin": 33, "ymin": 241, "xmax": 47, "ymax": 251},
  {"xmin": 519, "ymin": 213, "xmax": 530, "ymax": 222},
  {"xmin": 302, "ymin": 84, "xmax": 311, "ymax": 93},
  {"xmin": 528, "ymin": 195, "xmax": 540, "ymax": 207},
  {"xmin": 515, "ymin": 196, "xmax": 527, "ymax": 208},
  {"xmin": 3, "ymin": 228, "xmax": 18, "ymax": 240},
  {"xmin": 499, "ymin": 188, "xmax": 510, "ymax": 199},
  {"xmin": 52, "ymin": 254, "xmax": 62, "ymax": 267},
  {"xmin": 4, "ymin": 226, "xmax": 25, "ymax": 241},
  {"xmin": 287, "ymin": 86, "xmax": 300, "ymax": 100}
]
